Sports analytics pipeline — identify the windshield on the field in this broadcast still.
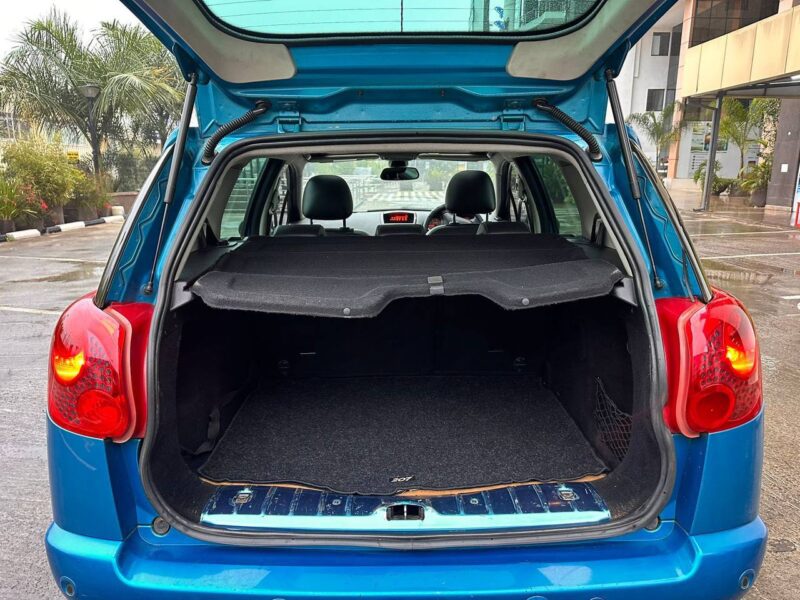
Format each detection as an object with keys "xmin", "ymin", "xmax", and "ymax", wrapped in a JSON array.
[
  {"xmin": 200, "ymin": 0, "xmax": 602, "ymax": 36},
  {"xmin": 303, "ymin": 159, "xmax": 495, "ymax": 212}
]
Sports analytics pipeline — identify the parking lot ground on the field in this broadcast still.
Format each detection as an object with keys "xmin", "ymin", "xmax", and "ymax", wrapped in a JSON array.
[
  {"xmin": 0, "ymin": 224, "xmax": 121, "ymax": 600},
  {"xmin": 672, "ymin": 191, "xmax": 800, "ymax": 599},
  {"xmin": 0, "ymin": 200, "xmax": 798, "ymax": 598}
]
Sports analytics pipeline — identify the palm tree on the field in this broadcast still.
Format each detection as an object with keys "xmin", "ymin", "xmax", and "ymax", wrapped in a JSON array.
[
  {"xmin": 719, "ymin": 98, "xmax": 780, "ymax": 176},
  {"xmin": 96, "ymin": 21, "xmax": 184, "ymax": 150},
  {"xmin": 627, "ymin": 102, "xmax": 685, "ymax": 168},
  {"xmin": 0, "ymin": 10, "xmax": 183, "ymax": 177}
]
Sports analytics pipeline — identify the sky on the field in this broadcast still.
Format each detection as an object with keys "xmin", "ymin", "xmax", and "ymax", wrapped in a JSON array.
[{"xmin": 0, "ymin": 1, "xmax": 139, "ymax": 57}]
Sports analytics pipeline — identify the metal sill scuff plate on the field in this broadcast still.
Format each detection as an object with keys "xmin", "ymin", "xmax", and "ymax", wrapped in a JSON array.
[{"xmin": 201, "ymin": 482, "xmax": 610, "ymax": 532}]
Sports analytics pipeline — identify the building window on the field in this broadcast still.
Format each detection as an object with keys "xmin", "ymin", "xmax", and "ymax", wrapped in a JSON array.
[
  {"xmin": 690, "ymin": 0, "xmax": 780, "ymax": 47},
  {"xmin": 651, "ymin": 32, "xmax": 671, "ymax": 56},
  {"xmin": 646, "ymin": 89, "xmax": 666, "ymax": 112}
]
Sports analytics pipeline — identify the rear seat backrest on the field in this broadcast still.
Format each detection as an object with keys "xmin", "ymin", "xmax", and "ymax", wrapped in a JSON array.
[
  {"xmin": 375, "ymin": 224, "xmax": 426, "ymax": 236},
  {"xmin": 273, "ymin": 223, "xmax": 326, "ymax": 237},
  {"xmin": 477, "ymin": 221, "xmax": 531, "ymax": 235}
]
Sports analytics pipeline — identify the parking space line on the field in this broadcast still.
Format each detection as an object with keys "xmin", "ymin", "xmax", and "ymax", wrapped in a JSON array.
[
  {"xmin": 690, "ymin": 230, "xmax": 799, "ymax": 237},
  {"xmin": 779, "ymin": 295, "xmax": 800, "ymax": 300},
  {"xmin": 701, "ymin": 252, "xmax": 800, "ymax": 260},
  {"xmin": 0, "ymin": 305, "xmax": 61, "ymax": 316},
  {"xmin": 0, "ymin": 255, "xmax": 105, "ymax": 265},
  {"xmin": 679, "ymin": 214, "xmax": 790, "ymax": 230}
]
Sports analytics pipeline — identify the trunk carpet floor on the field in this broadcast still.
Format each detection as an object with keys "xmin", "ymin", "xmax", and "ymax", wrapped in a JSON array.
[{"xmin": 199, "ymin": 375, "xmax": 607, "ymax": 495}]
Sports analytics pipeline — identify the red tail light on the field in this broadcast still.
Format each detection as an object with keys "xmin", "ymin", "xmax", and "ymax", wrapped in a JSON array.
[
  {"xmin": 48, "ymin": 297, "xmax": 152, "ymax": 441},
  {"xmin": 657, "ymin": 291, "xmax": 762, "ymax": 437}
]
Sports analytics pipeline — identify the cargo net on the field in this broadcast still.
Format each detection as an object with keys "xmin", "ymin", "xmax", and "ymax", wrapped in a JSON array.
[{"xmin": 593, "ymin": 377, "xmax": 632, "ymax": 463}]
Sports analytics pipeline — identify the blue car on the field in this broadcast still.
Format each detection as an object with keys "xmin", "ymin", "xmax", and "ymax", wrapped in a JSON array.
[{"xmin": 45, "ymin": 1, "xmax": 766, "ymax": 598}]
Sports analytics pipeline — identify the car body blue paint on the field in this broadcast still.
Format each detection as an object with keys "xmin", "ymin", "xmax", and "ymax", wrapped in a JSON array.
[
  {"xmin": 675, "ymin": 411, "xmax": 765, "ymax": 535},
  {"xmin": 46, "ymin": 518, "xmax": 765, "ymax": 599},
  {"xmin": 49, "ymin": 0, "xmax": 765, "ymax": 595},
  {"xmin": 47, "ymin": 414, "xmax": 766, "ymax": 598}
]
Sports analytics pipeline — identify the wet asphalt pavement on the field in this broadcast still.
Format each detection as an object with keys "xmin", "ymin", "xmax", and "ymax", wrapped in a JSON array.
[{"xmin": 0, "ymin": 197, "xmax": 798, "ymax": 598}]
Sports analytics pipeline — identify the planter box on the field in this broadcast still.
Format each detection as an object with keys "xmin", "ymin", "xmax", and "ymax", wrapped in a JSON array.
[
  {"xmin": 110, "ymin": 192, "xmax": 138, "ymax": 216},
  {"xmin": 750, "ymin": 189, "xmax": 767, "ymax": 208},
  {"xmin": 14, "ymin": 215, "xmax": 44, "ymax": 232},
  {"xmin": 78, "ymin": 205, "xmax": 100, "ymax": 221},
  {"xmin": 45, "ymin": 206, "xmax": 65, "ymax": 227},
  {"xmin": 0, "ymin": 219, "xmax": 14, "ymax": 234}
]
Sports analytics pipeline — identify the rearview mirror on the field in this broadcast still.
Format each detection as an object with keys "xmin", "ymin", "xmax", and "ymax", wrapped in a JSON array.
[{"xmin": 380, "ymin": 167, "xmax": 419, "ymax": 181}]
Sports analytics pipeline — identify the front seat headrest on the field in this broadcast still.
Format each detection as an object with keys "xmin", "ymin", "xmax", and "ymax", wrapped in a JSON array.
[
  {"xmin": 303, "ymin": 175, "xmax": 354, "ymax": 221},
  {"xmin": 445, "ymin": 170, "xmax": 496, "ymax": 215}
]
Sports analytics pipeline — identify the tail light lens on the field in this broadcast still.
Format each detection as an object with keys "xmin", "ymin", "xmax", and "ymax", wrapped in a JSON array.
[
  {"xmin": 657, "ymin": 291, "xmax": 762, "ymax": 437},
  {"xmin": 48, "ymin": 297, "xmax": 152, "ymax": 441}
]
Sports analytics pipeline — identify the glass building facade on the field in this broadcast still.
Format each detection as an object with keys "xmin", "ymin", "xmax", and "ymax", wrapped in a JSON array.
[{"xmin": 690, "ymin": 0, "xmax": 780, "ymax": 46}]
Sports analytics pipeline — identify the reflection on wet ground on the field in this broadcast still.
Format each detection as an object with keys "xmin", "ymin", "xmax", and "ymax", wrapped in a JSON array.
[
  {"xmin": 683, "ymin": 221, "xmax": 792, "ymax": 235},
  {"xmin": 5, "ymin": 263, "xmax": 105, "ymax": 284},
  {"xmin": 674, "ymin": 195, "xmax": 800, "ymax": 319}
]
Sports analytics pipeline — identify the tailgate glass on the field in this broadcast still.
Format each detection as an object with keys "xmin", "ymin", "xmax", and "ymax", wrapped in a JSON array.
[{"xmin": 200, "ymin": 0, "xmax": 602, "ymax": 36}]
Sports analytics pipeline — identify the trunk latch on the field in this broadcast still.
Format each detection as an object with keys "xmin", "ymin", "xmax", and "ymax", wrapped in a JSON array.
[{"xmin": 387, "ymin": 504, "xmax": 424, "ymax": 521}]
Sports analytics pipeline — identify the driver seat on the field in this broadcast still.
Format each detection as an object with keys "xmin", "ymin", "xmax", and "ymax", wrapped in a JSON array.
[{"xmin": 427, "ymin": 171, "xmax": 496, "ymax": 236}]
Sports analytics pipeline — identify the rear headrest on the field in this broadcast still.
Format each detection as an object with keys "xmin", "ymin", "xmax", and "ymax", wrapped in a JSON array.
[
  {"xmin": 445, "ymin": 170, "xmax": 496, "ymax": 215},
  {"xmin": 303, "ymin": 175, "xmax": 353, "ymax": 221}
]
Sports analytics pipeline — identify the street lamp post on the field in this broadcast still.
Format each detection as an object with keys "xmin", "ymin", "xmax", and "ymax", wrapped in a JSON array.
[{"xmin": 79, "ymin": 83, "xmax": 101, "ymax": 179}]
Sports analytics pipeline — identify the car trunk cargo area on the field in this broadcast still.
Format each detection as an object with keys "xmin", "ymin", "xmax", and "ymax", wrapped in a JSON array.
[{"xmin": 148, "ymin": 235, "xmax": 663, "ymax": 531}]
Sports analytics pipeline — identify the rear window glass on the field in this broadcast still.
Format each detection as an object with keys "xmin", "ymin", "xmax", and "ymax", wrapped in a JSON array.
[
  {"xmin": 220, "ymin": 157, "xmax": 267, "ymax": 239},
  {"xmin": 200, "ymin": 0, "xmax": 601, "ymax": 37},
  {"xmin": 532, "ymin": 155, "xmax": 581, "ymax": 236},
  {"xmin": 303, "ymin": 159, "xmax": 495, "ymax": 213}
]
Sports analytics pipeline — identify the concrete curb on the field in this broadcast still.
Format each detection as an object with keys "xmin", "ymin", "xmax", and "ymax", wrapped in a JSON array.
[
  {"xmin": 5, "ymin": 229, "xmax": 42, "ymax": 241},
  {"xmin": 0, "ymin": 207, "xmax": 125, "ymax": 243}
]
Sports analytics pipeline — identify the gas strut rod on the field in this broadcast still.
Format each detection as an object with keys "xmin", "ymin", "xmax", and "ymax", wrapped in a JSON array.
[
  {"xmin": 605, "ymin": 69, "xmax": 664, "ymax": 290},
  {"xmin": 143, "ymin": 73, "xmax": 199, "ymax": 296}
]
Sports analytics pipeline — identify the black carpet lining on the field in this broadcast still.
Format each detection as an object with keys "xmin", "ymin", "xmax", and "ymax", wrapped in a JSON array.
[{"xmin": 199, "ymin": 375, "xmax": 607, "ymax": 495}]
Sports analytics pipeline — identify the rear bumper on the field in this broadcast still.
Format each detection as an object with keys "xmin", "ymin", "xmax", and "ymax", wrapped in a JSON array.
[{"xmin": 47, "ymin": 518, "xmax": 766, "ymax": 599}]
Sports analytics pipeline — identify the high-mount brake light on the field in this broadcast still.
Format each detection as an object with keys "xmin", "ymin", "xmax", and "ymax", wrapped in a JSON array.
[
  {"xmin": 657, "ymin": 290, "xmax": 762, "ymax": 437},
  {"xmin": 48, "ymin": 297, "xmax": 152, "ymax": 441}
]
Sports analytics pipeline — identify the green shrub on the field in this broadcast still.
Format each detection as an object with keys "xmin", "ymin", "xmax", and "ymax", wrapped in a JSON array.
[
  {"xmin": 2, "ymin": 138, "xmax": 82, "ymax": 208},
  {"xmin": 692, "ymin": 160, "xmax": 734, "ymax": 195},
  {"xmin": 714, "ymin": 178, "xmax": 735, "ymax": 195},
  {"xmin": 0, "ymin": 176, "xmax": 30, "ymax": 221},
  {"xmin": 739, "ymin": 157, "xmax": 772, "ymax": 195},
  {"xmin": 71, "ymin": 171, "xmax": 110, "ymax": 210}
]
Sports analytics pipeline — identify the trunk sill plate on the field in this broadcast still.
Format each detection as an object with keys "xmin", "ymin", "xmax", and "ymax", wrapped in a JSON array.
[{"xmin": 201, "ymin": 482, "xmax": 610, "ymax": 532}]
